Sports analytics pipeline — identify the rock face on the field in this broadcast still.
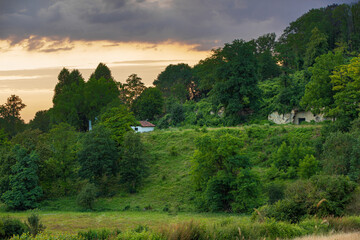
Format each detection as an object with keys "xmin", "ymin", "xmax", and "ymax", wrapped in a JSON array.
[
  {"xmin": 268, "ymin": 111, "xmax": 295, "ymax": 124},
  {"xmin": 268, "ymin": 110, "xmax": 328, "ymax": 124}
]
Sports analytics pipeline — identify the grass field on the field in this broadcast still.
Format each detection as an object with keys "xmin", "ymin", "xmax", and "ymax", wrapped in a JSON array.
[
  {"xmin": 0, "ymin": 211, "xmax": 247, "ymax": 234},
  {"xmin": 294, "ymin": 232, "xmax": 360, "ymax": 240}
]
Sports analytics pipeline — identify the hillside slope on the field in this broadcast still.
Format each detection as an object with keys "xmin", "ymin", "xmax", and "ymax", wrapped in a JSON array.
[{"xmin": 40, "ymin": 125, "xmax": 321, "ymax": 212}]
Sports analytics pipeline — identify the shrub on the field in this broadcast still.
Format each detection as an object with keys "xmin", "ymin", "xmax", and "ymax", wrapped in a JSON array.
[
  {"xmin": 117, "ymin": 230, "xmax": 164, "ymax": 240},
  {"xmin": 25, "ymin": 213, "xmax": 45, "ymax": 237},
  {"xmin": 0, "ymin": 217, "xmax": 28, "ymax": 239},
  {"xmin": 298, "ymin": 154, "xmax": 319, "ymax": 179},
  {"xmin": 2, "ymin": 146, "xmax": 42, "ymax": 210},
  {"xmin": 77, "ymin": 183, "xmax": 97, "ymax": 210},
  {"xmin": 322, "ymin": 131, "xmax": 360, "ymax": 181},
  {"xmin": 78, "ymin": 228, "xmax": 117, "ymax": 240},
  {"xmin": 161, "ymin": 221, "xmax": 206, "ymax": 240}
]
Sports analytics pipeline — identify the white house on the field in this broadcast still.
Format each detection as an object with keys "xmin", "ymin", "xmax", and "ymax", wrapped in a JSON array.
[
  {"xmin": 268, "ymin": 110, "xmax": 327, "ymax": 124},
  {"xmin": 131, "ymin": 121, "xmax": 156, "ymax": 133}
]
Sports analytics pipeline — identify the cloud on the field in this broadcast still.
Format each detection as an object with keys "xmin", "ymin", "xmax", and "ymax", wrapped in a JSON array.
[{"xmin": 0, "ymin": 0, "xmax": 355, "ymax": 51}]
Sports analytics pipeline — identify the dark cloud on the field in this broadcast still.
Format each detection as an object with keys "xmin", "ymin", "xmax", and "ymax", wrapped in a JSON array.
[{"xmin": 0, "ymin": 0, "xmax": 355, "ymax": 51}]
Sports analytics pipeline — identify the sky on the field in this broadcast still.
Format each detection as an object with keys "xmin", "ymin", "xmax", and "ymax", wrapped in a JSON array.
[{"xmin": 0, "ymin": 0, "xmax": 355, "ymax": 122}]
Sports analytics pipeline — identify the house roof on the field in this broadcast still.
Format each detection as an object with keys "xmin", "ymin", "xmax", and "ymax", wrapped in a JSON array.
[{"xmin": 139, "ymin": 121, "xmax": 155, "ymax": 127}]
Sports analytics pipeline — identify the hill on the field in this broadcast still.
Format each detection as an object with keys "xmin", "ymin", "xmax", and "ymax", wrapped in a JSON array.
[{"xmin": 39, "ymin": 124, "xmax": 321, "ymax": 212}]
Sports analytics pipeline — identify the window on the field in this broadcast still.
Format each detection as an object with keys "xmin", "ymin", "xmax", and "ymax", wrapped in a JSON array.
[{"xmin": 298, "ymin": 118, "xmax": 306, "ymax": 124}]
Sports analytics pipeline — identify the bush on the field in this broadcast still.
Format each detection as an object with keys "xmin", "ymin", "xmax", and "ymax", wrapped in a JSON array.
[
  {"xmin": 322, "ymin": 131, "xmax": 360, "ymax": 181},
  {"xmin": 78, "ymin": 229, "xmax": 118, "ymax": 240},
  {"xmin": 0, "ymin": 217, "xmax": 28, "ymax": 239},
  {"xmin": 298, "ymin": 154, "xmax": 319, "ymax": 179},
  {"xmin": 161, "ymin": 221, "xmax": 206, "ymax": 240},
  {"xmin": 25, "ymin": 213, "xmax": 45, "ymax": 237},
  {"xmin": 77, "ymin": 183, "xmax": 97, "ymax": 210},
  {"xmin": 117, "ymin": 230, "xmax": 164, "ymax": 240}
]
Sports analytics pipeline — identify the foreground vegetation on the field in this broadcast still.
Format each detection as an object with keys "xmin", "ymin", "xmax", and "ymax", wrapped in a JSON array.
[{"xmin": 2, "ymin": 212, "xmax": 360, "ymax": 240}]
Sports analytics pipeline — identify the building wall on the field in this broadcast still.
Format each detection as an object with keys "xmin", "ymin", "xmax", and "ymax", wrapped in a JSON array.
[
  {"xmin": 131, "ymin": 126, "xmax": 155, "ymax": 133},
  {"xmin": 293, "ymin": 111, "xmax": 327, "ymax": 124},
  {"xmin": 268, "ymin": 111, "xmax": 327, "ymax": 125}
]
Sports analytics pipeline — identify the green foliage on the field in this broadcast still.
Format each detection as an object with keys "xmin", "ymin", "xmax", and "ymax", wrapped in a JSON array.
[
  {"xmin": 161, "ymin": 221, "xmax": 206, "ymax": 240},
  {"xmin": 132, "ymin": 87, "xmax": 164, "ymax": 121},
  {"xmin": 209, "ymin": 39, "xmax": 261, "ymax": 124},
  {"xmin": 77, "ymin": 183, "xmax": 97, "ymax": 210},
  {"xmin": 276, "ymin": 3, "xmax": 358, "ymax": 70},
  {"xmin": 0, "ymin": 145, "xmax": 16, "ymax": 195},
  {"xmin": 298, "ymin": 155, "xmax": 319, "ymax": 179},
  {"xmin": 2, "ymin": 145, "xmax": 42, "ymax": 210},
  {"xmin": 51, "ymin": 69, "xmax": 87, "ymax": 131},
  {"xmin": 84, "ymin": 76, "xmax": 119, "ymax": 122},
  {"xmin": 0, "ymin": 95, "xmax": 26, "ymax": 137},
  {"xmin": 262, "ymin": 175, "xmax": 356, "ymax": 222},
  {"xmin": 25, "ymin": 213, "xmax": 45, "ymax": 237},
  {"xmin": 304, "ymin": 27, "xmax": 328, "ymax": 67},
  {"xmin": 28, "ymin": 110, "xmax": 51, "ymax": 133},
  {"xmin": 322, "ymin": 131, "xmax": 360, "ymax": 181},
  {"xmin": 11, "ymin": 129, "xmax": 43, "ymax": 153},
  {"xmin": 89, "ymin": 63, "xmax": 114, "ymax": 81},
  {"xmin": 52, "ymin": 65, "xmax": 120, "ymax": 131},
  {"xmin": 77, "ymin": 126, "xmax": 119, "ymax": 184},
  {"xmin": 254, "ymin": 33, "xmax": 281, "ymax": 81},
  {"xmin": 0, "ymin": 217, "xmax": 28, "ymax": 239},
  {"xmin": 183, "ymin": 99, "xmax": 223, "ymax": 127},
  {"xmin": 153, "ymin": 63, "xmax": 196, "ymax": 102},
  {"xmin": 192, "ymin": 132, "xmax": 263, "ymax": 213},
  {"xmin": 329, "ymin": 56, "xmax": 360, "ymax": 124},
  {"xmin": 301, "ymin": 50, "xmax": 346, "ymax": 115},
  {"xmin": 37, "ymin": 123, "xmax": 79, "ymax": 197},
  {"xmin": 119, "ymin": 132, "xmax": 147, "ymax": 193},
  {"xmin": 260, "ymin": 70, "xmax": 310, "ymax": 115},
  {"xmin": 119, "ymin": 74, "xmax": 146, "ymax": 107},
  {"xmin": 169, "ymin": 103, "xmax": 185, "ymax": 126},
  {"xmin": 271, "ymin": 141, "xmax": 314, "ymax": 179},
  {"xmin": 99, "ymin": 104, "xmax": 138, "ymax": 145}
]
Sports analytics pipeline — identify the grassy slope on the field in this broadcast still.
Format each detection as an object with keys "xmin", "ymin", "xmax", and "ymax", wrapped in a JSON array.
[{"xmin": 38, "ymin": 125, "xmax": 321, "ymax": 212}]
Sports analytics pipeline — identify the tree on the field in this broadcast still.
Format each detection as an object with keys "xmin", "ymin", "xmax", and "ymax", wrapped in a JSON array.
[
  {"xmin": 77, "ymin": 125, "xmax": 119, "ymax": 184},
  {"xmin": 300, "ymin": 51, "xmax": 346, "ymax": 115},
  {"xmin": 191, "ymin": 132, "xmax": 262, "ymax": 213},
  {"xmin": 131, "ymin": 87, "xmax": 164, "ymax": 121},
  {"xmin": 304, "ymin": 27, "xmax": 329, "ymax": 67},
  {"xmin": 2, "ymin": 145, "xmax": 42, "ymax": 210},
  {"xmin": 29, "ymin": 110, "xmax": 51, "ymax": 133},
  {"xmin": 254, "ymin": 33, "xmax": 281, "ymax": 81},
  {"xmin": 99, "ymin": 104, "xmax": 138, "ymax": 145},
  {"xmin": 39, "ymin": 123, "xmax": 79, "ymax": 196},
  {"xmin": 209, "ymin": 39, "xmax": 261, "ymax": 124},
  {"xmin": 298, "ymin": 155, "xmax": 319, "ymax": 179},
  {"xmin": 119, "ymin": 131, "xmax": 147, "ymax": 193},
  {"xmin": 11, "ymin": 129, "xmax": 43, "ymax": 153},
  {"xmin": 153, "ymin": 63, "xmax": 196, "ymax": 102},
  {"xmin": 51, "ymin": 69, "xmax": 87, "ymax": 131},
  {"xmin": 322, "ymin": 131, "xmax": 360, "ymax": 181},
  {"xmin": 329, "ymin": 56, "xmax": 360, "ymax": 124},
  {"xmin": 119, "ymin": 74, "xmax": 146, "ymax": 107},
  {"xmin": 84, "ymin": 76, "xmax": 119, "ymax": 122},
  {"xmin": 89, "ymin": 63, "xmax": 114, "ymax": 81},
  {"xmin": 193, "ymin": 50, "xmax": 222, "ymax": 97},
  {"xmin": 77, "ymin": 183, "xmax": 97, "ymax": 210},
  {"xmin": 53, "ymin": 68, "xmax": 70, "ymax": 102},
  {"xmin": 0, "ymin": 95, "xmax": 26, "ymax": 136}
]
